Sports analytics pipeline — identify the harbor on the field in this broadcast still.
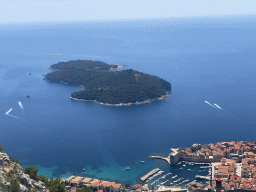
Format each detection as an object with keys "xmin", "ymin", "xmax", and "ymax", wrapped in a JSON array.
[
  {"xmin": 140, "ymin": 168, "xmax": 160, "ymax": 182},
  {"xmin": 137, "ymin": 160, "xmax": 210, "ymax": 191}
]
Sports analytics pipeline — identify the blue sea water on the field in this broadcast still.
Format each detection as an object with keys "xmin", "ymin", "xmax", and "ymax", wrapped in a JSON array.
[{"xmin": 1, "ymin": 15, "xmax": 256, "ymax": 185}]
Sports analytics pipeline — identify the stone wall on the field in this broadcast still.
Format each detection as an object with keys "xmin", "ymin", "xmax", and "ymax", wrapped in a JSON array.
[
  {"xmin": 170, "ymin": 148, "xmax": 181, "ymax": 165},
  {"xmin": 181, "ymin": 156, "xmax": 221, "ymax": 163}
]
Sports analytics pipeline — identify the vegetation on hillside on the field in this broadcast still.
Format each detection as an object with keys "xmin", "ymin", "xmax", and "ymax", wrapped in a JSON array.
[
  {"xmin": 24, "ymin": 167, "xmax": 65, "ymax": 192},
  {"xmin": 0, "ymin": 145, "xmax": 65, "ymax": 192},
  {"xmin": 45, "ymin": 60, "xmax": 171, "ymax": 104}
]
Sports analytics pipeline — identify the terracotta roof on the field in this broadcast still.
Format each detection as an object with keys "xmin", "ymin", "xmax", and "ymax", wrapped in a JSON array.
[
  {"xmin": 66, "ymin": 175, "xmax": 75, "ymax": 182},
  {"xmin": 72, "ymin": 176, "xmax": 84, "ymax": 182},
  {"xmin": 70, "ymin": 180, "xmax": 80, "ymax": 184},
  {"xmin": 90, "ymin": 179, "xmax": 101, "ymax": 185},
  {"xmin": 131, "ymin": 184, "xmax": 142, "ymax": 189},
  {"xmin": 218, "ymin": 166, "xmax": 229, "ymax": 175},
  {"xmin": 93, "ymin": 182, "xmax": 101, "ymax": 187},
  {"xmin": 100, "ymin": 181, "xmax": 116, "ymax": 188},
  {"xmin": 82, "ymin": 178, "xmax": 93, "ymax": 183},
  {"xmin": 112, "ymin": 183, "xmax": 122, "ymax": 189}
]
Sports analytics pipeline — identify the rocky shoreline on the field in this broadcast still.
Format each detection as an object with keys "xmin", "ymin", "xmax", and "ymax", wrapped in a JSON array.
[{"xmin": 69, "ymin": 92, "xmax": 170, "ymax": 106}]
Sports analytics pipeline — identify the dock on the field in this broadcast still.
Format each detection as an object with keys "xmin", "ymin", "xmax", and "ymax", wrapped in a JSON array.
[
  {"xmin": 195, "ymin": 175, "xmax": 210, "ymax": 180},
  {"xmin": 140, "ymin": 168, "xmax": 160, "ymax": 182},
  {"xmin": 200, "ymin": 166, "xmax": 210, "ymax": 169}
]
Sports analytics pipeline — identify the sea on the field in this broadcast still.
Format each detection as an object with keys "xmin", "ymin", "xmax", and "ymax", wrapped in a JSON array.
[{"xmin": 1, "ymin": 15, "xmax": 256, "ymax": 186}]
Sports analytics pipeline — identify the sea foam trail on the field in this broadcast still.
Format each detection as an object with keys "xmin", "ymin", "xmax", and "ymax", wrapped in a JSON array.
[
  {"xmin": 6, "ymin": 114, "xmax": 21, "ymax": 119},
  {"xmin": 5, "ymin": 108, "xmax": 12, "ymax": 115},
  {"xmin": 213, "ymin": 103, "xmax": 222, "ymax": 109},
  {"xmin": 204, "ymin": 101, "xmax": 215, "ymax": 108},
  {"xmin": 18, "ymin": 101, "xmax": 24, "ymax": 110},
  {"xmin": 5, "ymin": 108, "xmax": 21, "ymax": 119}
]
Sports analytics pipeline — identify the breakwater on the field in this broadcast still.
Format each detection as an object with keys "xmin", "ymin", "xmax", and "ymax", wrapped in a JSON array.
[
  {"xmin": 140, "ymin": 168, "xmax": 160, "ymax": 182},
  {"xmin": 149, "ymin": 148, "xmax": 181, "ymax": 165}
]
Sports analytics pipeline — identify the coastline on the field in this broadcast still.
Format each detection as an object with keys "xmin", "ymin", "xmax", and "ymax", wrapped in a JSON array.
[
  {"xmin": 45, "ymin": 65, "xmax": 171, "ymax": 106},
  {"xmin": 69, "ymin": 93, "xmax": 170, "ymax": 106}
]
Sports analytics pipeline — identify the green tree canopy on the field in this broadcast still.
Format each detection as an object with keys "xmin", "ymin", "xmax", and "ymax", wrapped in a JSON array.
[
  {"xmin": 23, "ymin": 166, "xmax": 38, "ymax": 180},
  {"xmin": 10, "ymin": 179, "xmax": 21, "ymax": 192},
  {"xmin": 46, "ymin": 177, "xmax": 65, "ymax": 192},
  {"xmin": 76, "ymin": 186, "xmax": 93, "ymax": 192}
]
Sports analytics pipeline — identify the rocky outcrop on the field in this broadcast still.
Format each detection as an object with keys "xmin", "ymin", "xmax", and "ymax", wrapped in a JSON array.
[
  {"xmin": 19, "ymin": 184, "xmax": 28, "ymax": 192},
  {"xmin": 0, "ymin": 152, "xmax": 49, "ymax": 192},
  {"xmin": 0, "ymin": 152, "xmax": 10, "ymax": 163},
  {"xmin": 19, "ymin": 172, "xmax": 33, "ymax": 188},
  {"xmin": 18, "ymin": 173, "xmax": 49, "ymax": 192}
]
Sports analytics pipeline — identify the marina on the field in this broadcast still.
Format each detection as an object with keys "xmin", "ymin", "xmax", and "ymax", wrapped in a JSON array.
[
  {"xmin": 140, "ymin": 168, "xmax": 160, "ymax": 182},
  {"xmin": 146, "ymin": 170, "xmax": 164, "ymax": 182}
]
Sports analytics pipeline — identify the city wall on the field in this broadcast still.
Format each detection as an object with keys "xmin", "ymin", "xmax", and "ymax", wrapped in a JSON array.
[{"xmin": 180, "ymin": 156, "xmax": 221, "ymax": 163}]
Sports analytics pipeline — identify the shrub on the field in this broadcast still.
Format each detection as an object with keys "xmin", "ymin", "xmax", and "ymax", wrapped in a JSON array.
[
  {"xmin": 23, "ymin": 166, "xmax": 38, "ymax": 180},
  {"xmin": 10, "ymin": 179, "xmax": 21, "ymax": 192}
]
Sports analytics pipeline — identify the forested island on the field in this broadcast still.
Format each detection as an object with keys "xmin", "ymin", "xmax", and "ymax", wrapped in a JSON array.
[{"xmin": 44, "ymin": 60, "xmax": 171, "ymax": 106}]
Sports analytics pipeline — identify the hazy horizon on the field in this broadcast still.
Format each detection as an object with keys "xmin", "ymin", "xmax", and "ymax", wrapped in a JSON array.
[{"xmin": 1, "ymin": 0, "xmax": 256, "ymax": 24}]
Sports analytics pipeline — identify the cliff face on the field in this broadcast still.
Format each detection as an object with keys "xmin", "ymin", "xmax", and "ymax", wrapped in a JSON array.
[{"xmin": 0, "ymin": 152, "xmax": 49, "ymax": 192}]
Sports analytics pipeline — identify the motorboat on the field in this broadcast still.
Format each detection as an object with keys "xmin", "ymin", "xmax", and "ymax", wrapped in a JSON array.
[{"xmin": 126, "ymin": 167, "xmax": 130, "ymax": 170}]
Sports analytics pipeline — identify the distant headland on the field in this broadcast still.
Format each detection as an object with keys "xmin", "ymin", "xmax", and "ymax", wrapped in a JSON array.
[{"xmin": 44, "ymin": 60, "xmax": 171, "ymax": 106}]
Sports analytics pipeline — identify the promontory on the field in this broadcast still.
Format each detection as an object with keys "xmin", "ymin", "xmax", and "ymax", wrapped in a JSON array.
[{"xmin": 44, "ymin": 60, "xmax": 171, "ymax": 106}]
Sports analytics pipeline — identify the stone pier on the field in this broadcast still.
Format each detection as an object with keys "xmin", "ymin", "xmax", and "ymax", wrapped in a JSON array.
[{"xmin": 149, "ymin": 148, "xmax": 181, "ymax": 165}]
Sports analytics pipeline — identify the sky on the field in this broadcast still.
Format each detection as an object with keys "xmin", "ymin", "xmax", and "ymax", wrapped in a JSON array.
[{"xmin": 0, "ymin": 0, "xmax": 256, "ymax": 24}]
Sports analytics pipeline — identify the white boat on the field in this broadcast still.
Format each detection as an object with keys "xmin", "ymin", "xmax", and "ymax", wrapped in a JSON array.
[
  {"xmin": 141, "ymin": 161, "xmax": 145, "ymax": 164},
  {"xmin": 126, "ymin": 167, "xmax": 130, "ymax": 170},
  {"xmin": 83, "ymin": 168, "xmax": 86, "ymax": 171}
]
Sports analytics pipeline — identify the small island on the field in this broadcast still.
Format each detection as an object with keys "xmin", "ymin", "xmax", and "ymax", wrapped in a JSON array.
[{"xmin": 44, "ymin": 60, "xmax": 171, "ymax": 106}]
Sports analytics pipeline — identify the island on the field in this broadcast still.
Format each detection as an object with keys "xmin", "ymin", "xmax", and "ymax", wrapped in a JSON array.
[{"xmin": 44, "ymin": 60, "xmax": 171, "ymax": 106}]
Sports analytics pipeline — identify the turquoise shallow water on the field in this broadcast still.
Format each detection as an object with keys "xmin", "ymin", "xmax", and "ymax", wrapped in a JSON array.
[{"xmin": 1, "ymin": 15, "xmax": 256, "ymax": 185}]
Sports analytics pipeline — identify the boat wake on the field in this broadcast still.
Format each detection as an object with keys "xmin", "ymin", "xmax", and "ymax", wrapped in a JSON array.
[
  {"xmin": 204, "ymin": 101, "xmax": 215, "ymax": 108},
  {"xmin": 18, "ymin": 101, "xmax": 24, "ymax": 110},
  {"xmin": 5, "ymin": 108, "xmax": 21, "ymax": 119},
  {"xmin": 5, "ymin": 108, "xmax": 12, "ymax": 115},
  {"xmin": 205, "ymin": 101, "xmax": 223, "ymax": 110},
  {"xmin": 213, "ymin": 103, "xmax": 222, "ymax": 109}
]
